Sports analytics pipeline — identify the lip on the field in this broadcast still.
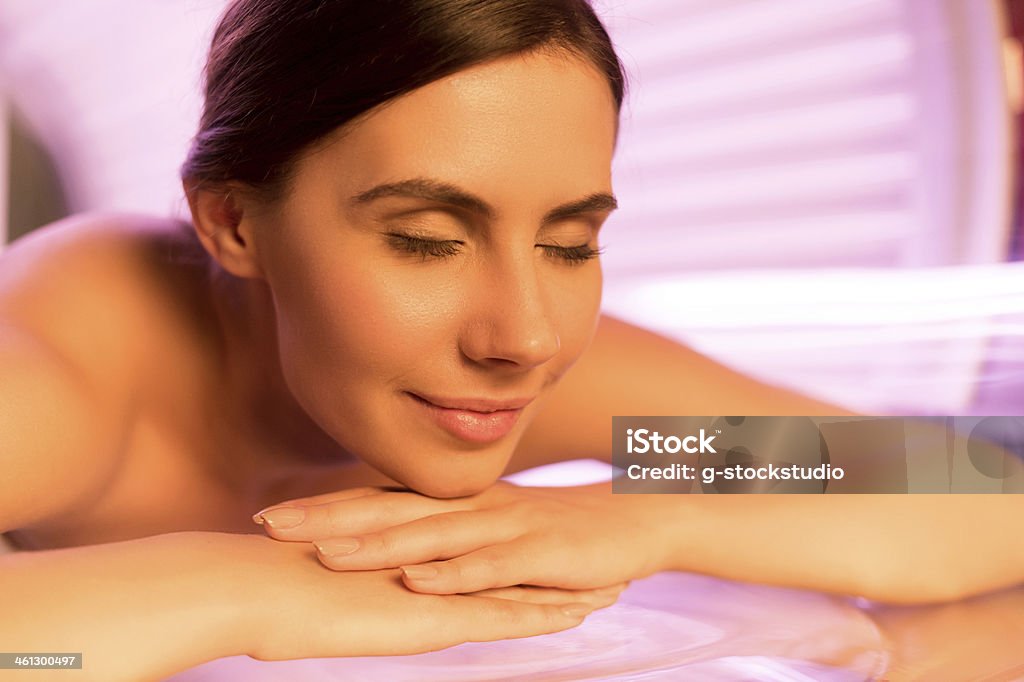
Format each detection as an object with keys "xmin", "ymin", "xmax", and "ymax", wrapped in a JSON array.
[
  {"xmin": 406, "ymin": 392, "xmax": 532, "ymax": 444},
  {"xmin": 409, "ymin": 392, "xmax": 536, "ymax": 412}
]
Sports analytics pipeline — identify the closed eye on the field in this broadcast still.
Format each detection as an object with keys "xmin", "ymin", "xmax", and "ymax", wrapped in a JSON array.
[
  {"xmin": 540, "ymin": 244, "xmax": 603, "ymax": 265},
  {"xmin": 386, "ymin": 233, "xmax": 463, "ymax": 260}
]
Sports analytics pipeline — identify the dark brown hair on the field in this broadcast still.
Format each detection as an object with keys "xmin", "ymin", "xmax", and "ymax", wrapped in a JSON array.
[{"xmin": 180, "ymin": 0, "xmax": 627, "ymax": 203}]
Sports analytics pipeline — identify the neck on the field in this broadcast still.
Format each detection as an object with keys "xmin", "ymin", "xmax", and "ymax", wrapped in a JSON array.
[{"xmin": 202, "ymin": 256, "xmax": 356, "ymax": 496}]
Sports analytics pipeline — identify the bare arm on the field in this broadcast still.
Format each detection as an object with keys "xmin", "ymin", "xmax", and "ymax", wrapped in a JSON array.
[
  {"xmin": 624, "ymin": 488, "xmax": 1024, "ymax": 605},
  {"xmin": 0, "ymin": 528, "xmax": 616, "ymax": 682},
  {"xmin": 0, "ymin": 533, "xmax": 258, "ymax": 682}
]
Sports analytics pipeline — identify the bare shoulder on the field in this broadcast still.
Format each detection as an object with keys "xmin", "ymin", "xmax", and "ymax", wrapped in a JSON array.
[
  {"xmin": 0, "ymin": 211, "xmax": 208, "ymax": 393},
  {"xmin": 0, "ymin": 212, "xmax": 208, "ymax": 532}
]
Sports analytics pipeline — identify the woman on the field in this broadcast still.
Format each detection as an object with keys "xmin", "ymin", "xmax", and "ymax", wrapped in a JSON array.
[{"xmin": 2, "ymin": 1, "xmax": 1021, "ymax": 680}]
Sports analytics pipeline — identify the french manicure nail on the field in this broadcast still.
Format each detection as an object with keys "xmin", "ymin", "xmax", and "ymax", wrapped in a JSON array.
[
  {"xmin": 561, "ymin": 603, "xmax": 592, "ymax": 618},
  {"xmin": 314, "ymin": 537, "xmax": 361, "ymax": 557},
  {"xmin": 251, "ymin": 508, "xmax": 281, "ymax": 524},
  {"xmin": 259, "ymin": 507, "xmax": 306, "ymax": 529},
  {"xmin": 401, "ymin": 564, "xmax": 438, "ymax": 581}
]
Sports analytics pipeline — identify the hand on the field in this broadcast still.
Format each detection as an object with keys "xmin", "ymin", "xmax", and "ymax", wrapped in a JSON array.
[
  {"xmin": 252, "ymin": 481, "xmax": 666, "ymax": 595},
  {"xmin": 198, "ymin": 531, "xmax": 622, "ymax": 662}
]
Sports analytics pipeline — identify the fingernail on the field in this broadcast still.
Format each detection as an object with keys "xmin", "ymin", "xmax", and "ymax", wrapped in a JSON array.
[
  {"xmin": 561, "ymin": 603, "xmax": 592, "ymax": 618},
  {"xmin": 259, "ymin": 507, "xmax": 305, "ymax": 529},
  {"xmin": 401, "ymin": 564, "xmax": 438, "ymax": 581},
  {"xmin": 314, "ymin": 537, "xmax": 361, "ymax": 557},
  {"xmin": 251, "ymin": 506, "xmax": 281, "ymax": 524}
]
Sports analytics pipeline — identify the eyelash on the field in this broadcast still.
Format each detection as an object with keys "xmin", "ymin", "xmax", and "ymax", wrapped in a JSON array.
[{"xmin": 386, "ymin": 234, "xmax": 603, "ymax": 266}]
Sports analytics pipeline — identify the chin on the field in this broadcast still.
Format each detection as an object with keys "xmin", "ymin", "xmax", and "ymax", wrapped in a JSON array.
[{"xmin": 401, "ymin": 473, "xmax": 497, "ymax": 499}]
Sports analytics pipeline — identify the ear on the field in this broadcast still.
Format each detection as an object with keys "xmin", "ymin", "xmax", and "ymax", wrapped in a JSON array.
[{"xmin": 182, "ymin": 178, "xmax": 265, "ymax": 279}]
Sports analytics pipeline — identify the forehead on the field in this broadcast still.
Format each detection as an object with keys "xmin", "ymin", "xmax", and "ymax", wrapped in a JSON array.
[{"xmin": 297, "ymin": 51, "xmax": 617, "ymax": 205}]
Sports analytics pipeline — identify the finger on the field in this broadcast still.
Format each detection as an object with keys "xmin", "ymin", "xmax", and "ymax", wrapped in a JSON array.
[
  {"xmin": 251, "ymin": 486, "xmax": 384, "ymax": 524},
  {"xmin": 400, "ymin": 541, "xmax": 537, "ymax": 594},
  {"xmin": 314, "ymin": 507, "xmax": 523, "ymax": 570},
  {"xmin": 256, "ymin": 490, "xmax": 457, "ymax": 538},
  {"xmin": 462, "ymin": 582, "xmax": 629, "ymax": 605},
  {"xmin": 427, "ymin": 596, "xmax": 592, "ymax": 648},
  {"xmin": 469, "ymin": 583, "xmax": 626, "ymax": 611}
]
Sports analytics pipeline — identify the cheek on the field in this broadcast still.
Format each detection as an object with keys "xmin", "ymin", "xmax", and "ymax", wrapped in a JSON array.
[
  {"xmin": 550, "ymin": 266, "xmax": 603, "ymax": 367},
  {"xmin": 268, "ymin": 253, "xmax": 467, "ymax": 474},
  {"xmin": 272, "ymin": 257, "xmax": 459, "ymax": 388}
]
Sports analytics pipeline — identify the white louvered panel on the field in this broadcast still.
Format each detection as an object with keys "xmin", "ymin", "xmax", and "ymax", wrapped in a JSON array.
[
  {"xmin": 614, "ymin": 152, "xmax": 914, "ymax": 216},
  {"xmin": 601, "ymin": 151, "xmax": 916, "ymax": 274},
  {"xmin": 610, "ymin": 0, "xmax": 901, "ymax": 72},
  {"xmin": 600, "ymin": 212, "xmax": 910, "ymax": 275},
  {"xmin": 624, "ymin": 33, "xmax": 913, "ymax": 119},
  {"xmin": 598, "ymin": 0, "xmax": 1010, "ymax": 279},
  {"xmin": 624, "ymin": 93, "xmax": 915, "ymax": 170},
  {"xmin": 601, "ymin": 0, "xmax": 920, "ymax": 276}
]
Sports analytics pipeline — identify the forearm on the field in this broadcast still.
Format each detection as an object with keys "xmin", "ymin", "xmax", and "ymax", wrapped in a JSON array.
[
  {"xmin": 619, "ymin": 490, "xmax": 1024, "ymax": 605},
  {"xmin": 0, "ymin": 531, "xmax": 260, "ymax": 682}
]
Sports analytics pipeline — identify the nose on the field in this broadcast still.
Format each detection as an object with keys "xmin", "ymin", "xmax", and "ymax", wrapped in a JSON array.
[{"xmin": 459, "ymin": 255, "xmax": 561, "ymax": 369}]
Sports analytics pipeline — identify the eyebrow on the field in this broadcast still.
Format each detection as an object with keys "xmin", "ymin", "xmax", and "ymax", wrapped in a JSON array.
[{"xmin": 350, "ymin": 177, "xmax": 618, "ymax": 225}]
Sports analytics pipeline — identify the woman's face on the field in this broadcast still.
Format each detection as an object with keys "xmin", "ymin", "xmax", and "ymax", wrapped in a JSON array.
[{"xmin": 250, "ymin": 50, "xmax": 618, "ymax": 497}]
